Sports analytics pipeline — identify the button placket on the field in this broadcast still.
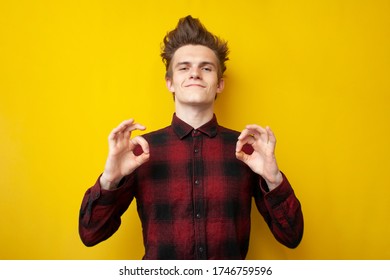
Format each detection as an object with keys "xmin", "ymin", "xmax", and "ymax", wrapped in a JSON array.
[{"xmin": 191, "ymin": 129, "xmax": 206, "ymax": 259}]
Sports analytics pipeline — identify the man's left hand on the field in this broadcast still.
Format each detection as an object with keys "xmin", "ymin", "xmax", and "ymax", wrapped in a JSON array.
[{"xmin": 236, "ymin": 124, "xmax": 283, "ymax": 191}]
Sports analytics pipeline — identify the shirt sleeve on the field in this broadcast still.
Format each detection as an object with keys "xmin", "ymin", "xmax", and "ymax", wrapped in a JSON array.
[
  {"xmin": 254, "ymin": 172, "xmax": 304, "ymax": 248},
  {"xmin": 78, "ymin": 174, "xmax": 136, "ymax": 247}
]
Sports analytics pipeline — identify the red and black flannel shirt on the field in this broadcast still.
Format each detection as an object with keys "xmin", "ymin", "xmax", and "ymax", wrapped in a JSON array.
[{"xmin": 79, "ymin": 114, "xmax": 303, "ymax": 259}]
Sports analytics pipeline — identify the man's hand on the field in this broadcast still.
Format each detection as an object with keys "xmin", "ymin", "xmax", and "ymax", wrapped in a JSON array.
[
  {"xmin": 236, "ymin": 124, "xmax": 283, "ymax": 191},
  {"xmin": 100, "ymin": 119, "xmax": 150, "ymax": 190}
]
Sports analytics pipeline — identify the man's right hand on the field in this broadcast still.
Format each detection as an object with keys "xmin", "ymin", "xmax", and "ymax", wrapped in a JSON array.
[{"xmin": 100, "ymin": 119, "xmax": 150, "ymax": 190}]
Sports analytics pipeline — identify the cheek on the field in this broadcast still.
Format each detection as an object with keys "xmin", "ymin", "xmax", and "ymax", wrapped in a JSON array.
[
  {"xmin": 210, "ymin": 81, "xmax": 219, "ymax": 90},
  {"xmin": 171, "ymin": 74, "xmax": 185, "ymax": 87}
]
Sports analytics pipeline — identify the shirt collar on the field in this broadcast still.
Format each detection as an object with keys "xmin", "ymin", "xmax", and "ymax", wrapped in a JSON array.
[{"xmin": 172, "ymin": 113, "xmax": 218, "ymax": 139}]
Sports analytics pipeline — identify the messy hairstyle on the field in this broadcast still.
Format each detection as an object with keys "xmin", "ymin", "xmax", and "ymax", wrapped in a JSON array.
[{"xmin": 161, "ymin": 15, "xmax": 229, "ymax": 79}]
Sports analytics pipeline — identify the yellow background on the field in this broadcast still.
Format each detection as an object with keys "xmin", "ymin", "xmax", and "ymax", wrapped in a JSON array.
[{"xmin": 1, "ymin": 0, "xmax": 389, "ymax": 260}]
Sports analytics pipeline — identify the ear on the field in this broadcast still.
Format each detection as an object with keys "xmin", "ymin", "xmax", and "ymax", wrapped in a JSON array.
[
  {"xmin": 165, "ymin": 77, "xmax": 175, "ymax": 93},
  {"xmin": 216, "ymin": 78, "xmax": 225, "ymax": 93}
]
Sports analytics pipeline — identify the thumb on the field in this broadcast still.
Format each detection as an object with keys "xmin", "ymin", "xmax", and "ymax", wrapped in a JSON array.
[
  {"xmin": 139, "ymin": 151, "xmax": 150, "ymax": 164},
  {"xmin": 235, "ymin": 151, "xmax": 248, "ymax": 163},
  {"xmin": 134, "ymin": 150, "xmax": 150, "ymax": 168}
]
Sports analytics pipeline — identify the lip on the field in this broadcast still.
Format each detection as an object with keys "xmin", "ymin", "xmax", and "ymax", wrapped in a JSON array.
[{"xmin": 185, "ymin": 84, "xmax": 206, "ymax": 88}]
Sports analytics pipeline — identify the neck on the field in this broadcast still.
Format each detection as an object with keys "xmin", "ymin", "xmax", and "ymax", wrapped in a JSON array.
[{"xmin": 175, "ymin": 105, "xmax": 214, "ymax": 129}]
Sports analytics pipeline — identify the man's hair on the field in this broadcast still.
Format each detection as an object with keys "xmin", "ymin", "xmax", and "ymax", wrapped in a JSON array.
[{"xmin": 161, "ymin": 15, "xmax": 229, "ymax": 79}]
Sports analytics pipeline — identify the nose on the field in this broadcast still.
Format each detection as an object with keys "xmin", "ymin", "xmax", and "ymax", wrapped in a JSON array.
[{"xmin": 189, "ymin": 67, "xmax": 201, "ymax": 79}]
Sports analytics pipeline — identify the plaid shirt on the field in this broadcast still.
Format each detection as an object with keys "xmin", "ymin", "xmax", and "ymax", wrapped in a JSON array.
[{"xmin": 79, "ymin": 114, "xmax": 303, "ymax": 259}]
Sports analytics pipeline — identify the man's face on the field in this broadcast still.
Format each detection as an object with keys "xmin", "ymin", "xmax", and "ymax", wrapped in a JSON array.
[{"xmin": 166, "ymin": 45, "xmax": 224, "ymax": 109}]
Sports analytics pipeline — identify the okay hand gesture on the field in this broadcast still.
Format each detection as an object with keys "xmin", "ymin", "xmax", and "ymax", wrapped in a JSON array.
[
  {"xmin": 100, "ymin": 119, "xmax": 150, "ymax": 190},
  {"xmin": 236, "ymin": 124, "xmax": 283, "ymax": 191}
]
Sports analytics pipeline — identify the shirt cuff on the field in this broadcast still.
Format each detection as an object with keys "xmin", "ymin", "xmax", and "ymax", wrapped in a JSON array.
[
  {"xmin": 90, "ymin": 173, "xmax": 135, "ymax": 203},
  {"xmin": 260, "ymin": 172, "xmax": 294, "ymax": 206}
]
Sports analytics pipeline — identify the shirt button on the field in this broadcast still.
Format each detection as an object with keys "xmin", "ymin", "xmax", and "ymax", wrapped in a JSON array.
[
  {"xmin": 194, "ymin": 148, "xmax": 199, "ymax": 153},
  {"xmin": 196, "ymin": 213, "xmax": 201, "ymax": 219},
  {"xmin": 199, "ymin": 247, "xmax": 204, "ymax": 253},
  {"xmin": 194, "ymin": 180, "xmax": 199, "ymax": 185}
]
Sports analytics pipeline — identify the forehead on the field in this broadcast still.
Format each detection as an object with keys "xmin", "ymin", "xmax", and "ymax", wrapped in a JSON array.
[{"xmin": 171, "ymin": 45, "xmax": 218, "ymax": 66}]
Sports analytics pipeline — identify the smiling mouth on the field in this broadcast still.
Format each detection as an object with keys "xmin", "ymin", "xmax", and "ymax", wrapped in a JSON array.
[{"xmin": 185, "ymin": 84, "xmax": 206, "ymax": 88}]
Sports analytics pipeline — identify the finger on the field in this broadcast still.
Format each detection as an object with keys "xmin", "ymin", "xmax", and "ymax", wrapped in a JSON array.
[
  {"xmin": 236, "ymin": 137, "xmax": 257, "ymax": 158},
  {"xmin": 109, "ymin": 119, "xmax": 134, "ymax": 139},
  {"xmin": 235, "ymin": 150, "xmax": 244, "ymax": 162},
  {"xmin": 130, "ymin": 136, "xmax": 150, "ymax": 154},
  {"xmin": 114, "ymin": 119, "xmax": 135, "ymax": 132},
  {"xmin": 237, "ymin": 128, "xmax": 258, "ymax": 152},
  {"xmin": 113, "ymin": 119, "xmax": 146, "ymax": 135},
  {"xmin": 238, "ymin": 128, "xmax": 254, "ymax": 141},
  {"xmin": 109, "ymin": 119, "xmax": 146, "ymax": 140},
  {"xmin": 235, "ymin": 150, "xmax": 249, "ymax": 163},
  {"xmin": 238, "ymin": 125, "xmax": 266, "ymax": 140},
  {"xmin": 130, "ymin": 136, "xmax": 150, "ymax": 166},
  {"xmin": 266, "ymin": 126, "xmax": 276, "ymax": 144},
  {"xmin": 237, "ymin": 132, "xmax": 258, "ymax": 148},
  {"xmin": 245, "ymin": 125, "xmax": 267, "ymax": 138},
  {"xmin": 120, "ymin": 123, "xmax": 147, "ymax": 138},
  {"xmin": 137, "ymin": 151, "xmax": 150, "ymax": 165},
  {"xmin": 245, "ymin": 124, "xmax": 274, "ymax": 144},
  {"xmin": 122, "ymin": 123, "xmax": 146, "ymax": 141},
  {"xmin": 235, "ymin": 139, "xmax": 244, "ymax": 153},
  {"xmin": 237, "ymin": 128, "xmax": 250, "ymax": 140}
]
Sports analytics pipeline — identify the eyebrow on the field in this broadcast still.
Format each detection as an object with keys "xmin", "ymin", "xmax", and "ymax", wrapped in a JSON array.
[{"xmin": 174, "ymin": 61, "xmax": 217, "ymax": 69}]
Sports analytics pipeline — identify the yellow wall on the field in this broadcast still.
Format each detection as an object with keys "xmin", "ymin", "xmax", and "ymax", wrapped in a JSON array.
[{"xmin": 1, "ymin": 0, "xmax": 389, "ymax": 260}]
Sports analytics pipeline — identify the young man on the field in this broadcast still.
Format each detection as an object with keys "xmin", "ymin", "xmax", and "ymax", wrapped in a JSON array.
[{"xmin": 79, "ymin": 15, "xmax": 303, "ymax": 260}]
